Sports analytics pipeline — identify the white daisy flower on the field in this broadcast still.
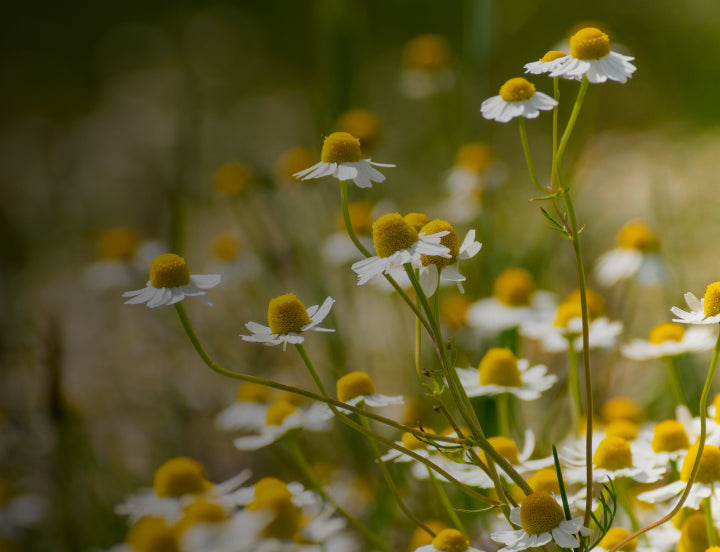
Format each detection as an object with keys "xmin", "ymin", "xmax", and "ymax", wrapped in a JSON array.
[
  {"xmin": 594, "ymin": 221, "xmax": 666, "ymax": 286},
  {"xmin": 233, "ymin": 400, "xmax": 332, "ymax": 451},
  {"xmin": 351, "ymin": 213, "xmax": 450, "ymax": 285},
  {"xmin": 481, "ymin": 77, "xmax": 557, "ymax": 123},
  {"xmin": 456, "ymin": 348, "xmax": 557, "ymax": 401},
  {"xmin": 178, "ymin": 503, "xmax": 270, "ymax": 552},
  {"xmin": 633, "ymin": 417, "xmax": 692, "ymax": 469},
  {"xmin": 417, "ymin": 222, "xmax": 482, "ymax": 297},
  {"xmin": 335, "ymin": 371, "xmax": 403, "ymax": 410},
  {"xmin": 231, "ymin": 477, "xmax": 318, "ymax": 509},
  {"xmin": 115, "ymin": 457, "xmax": 252, "ymax": 524},
  {"xmin": 622, "ymin": 322, "xmax": 716, "ymax": 360},
  {"xmin": 549, "ymin": 27, "xmax": 636, "ymax": 83},
  {"xmin": 122, "ymin": 253, "xmax": 221, "ymax": 308},
  {"xmin": 524, "ymin": 50, "xmax": 571, "ymax": 76},
  {"xmin": 293, "ymin": 132, "xmax": 394, "ymax": 188},
  {"xmin": 215, "ymin": 382, "xmax": 273, "ymax": 432},
  {"xmin": 413, "ymin": 528, "xmax": 484, "ymax": 552},
  {"xmin": 491, "ymin": 492, "xmax": 591, "ymax": 552},
  {"xmin": 399, "ymin": 34, "xmax": 456, "ymax": 100},
  {"xmin": 241, "ymin": 294, "xmax": 335, "ymax": 349},
  {"xmin": 671, "ymin": 282, "xmax": 720, "ymax": 325}
]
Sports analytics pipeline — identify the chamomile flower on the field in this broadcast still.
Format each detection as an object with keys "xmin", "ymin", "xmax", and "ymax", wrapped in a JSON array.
[
  {"xmin": 241, "ymin": 294, "xmax": 335, "ymax": 349},
  {"xmin": 215, "ymin": 382, "xmax": 273, "ymax": 432},
  {"xmin": 671, "ymin": 282, "xmax": 720, "ymax": 325},
  {"xmin": 400, "ymin": 34, "xmax": 455, "ymax": 99},
  {"xmin": 594, "ymin": 221, "xmax": 666, "ymax": 286},
  {"xmin": 413, "ymin": 528, "xmax": 484, "ymax": 552},
  {"xmin": 213, "ymin": 161, "xmax": 254, "ymax": 196},
  {"xmin": 351, "ymin": 213, "xmax": 451, "ymax": 285},
  {"xmin": 179, "ymin": 505, "xmax": 269, "ymax": 552},
  {"xmin": 232, "ymin": 477, "xmax": 318, "ymax": 509},
  {"xmin": 381, "ymin": 429, "xmax": 436, "ymax": 463},
  {"xmin": 122, "ymin": 253, "xmax": 221, "ymax": 308},
  {"xmin": 417, "ymin": 220, "xmax": 482, "ymax": 296},
  {"xmin": 622, "ymin": 322, "xmax": 716, "ymax": 360},
  {"xmin": 481, "ymin": 77, "xmax": 557, "ymax": 123},
  {"xmin": 491, "ymin": 492, "xmax": 591, "ymax": 552},
  {"xmin": 549, "ymin": 27, "xmax": 636, "ymax": 83},
  {"xmin": 594, "ymin": 527, "xmax": 651, "ymax": 552},
  {"xmin": 293, "ymin": 132, "xmax": 394, "ymax": 189},
  {"xmin": 336, "ymin": 371, "xmax": 403, "ymax": 409},
  {"xmin": 335, "ymin": 108, "xmax": 383, "ymax": 152},
  {"xmin": 456, "ymin": 348, "xmax": 557, "ymax": 401},
  {"xmin": 634, "ymin": 418, "xmax": 692, "ymax": 468},
  {"xmin": 524, "ymin": 50, "xmax": 570, "ymax": 76}
]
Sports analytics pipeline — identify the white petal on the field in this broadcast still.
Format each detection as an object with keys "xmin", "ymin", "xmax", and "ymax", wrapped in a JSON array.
[{"xmin": 190, "ymin": 274, "xmax": 222, "ymax": 289}]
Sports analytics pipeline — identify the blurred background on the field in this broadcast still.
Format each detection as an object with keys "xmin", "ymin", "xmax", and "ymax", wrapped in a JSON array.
[{"xmin": 3, "ymin": 0, "xmax": 720, "ymax": 550}]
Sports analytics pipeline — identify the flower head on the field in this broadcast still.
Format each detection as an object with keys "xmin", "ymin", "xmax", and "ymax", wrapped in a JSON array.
[
  {"xmin": 481, "ymin": 77, "xmax": 557, "ymax": 123},
  {"xmin": 122, "ymin": 253, "xmax": 221, "ymax": 308},
  {"xmin": 622, "ymin": 322, "xmax": 715, "ymax": 360},
  {"xmin": 595, "ymin": 221, "xmax": 665, "ymax": 286},
  {"xmin": 414, "ymin": 528, "xmax": 483, "ymax": 552},
  {"xmin": 671, "ymin": 282, "xmax": 720, "ymax": 324},
  {"xmin": 524, "ymin": 50, "xmax": 569, "ymax": 76},
  {"xmin": 336, "ymin": 371, "xmax": 403, "ymax": 408},
  {"xmin": 335, "ymin": 108, "xmax": 383, "ymax": 152},
  {"xmin": 213, "ymin": 161, "xmax": 253, "ymax": 196}
]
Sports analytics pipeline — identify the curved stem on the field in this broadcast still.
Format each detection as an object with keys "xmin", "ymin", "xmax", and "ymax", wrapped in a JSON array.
[
  {"xmin": 340, "ymin": 180, "xmax": 372, "ymax": 258},
  {"xmin": 295, "ymin": 343, "xmax": 329, "ymax": 396},
  {"xmin": 553, "ymin": 77, "xmax": 589, "ymax": 188}
]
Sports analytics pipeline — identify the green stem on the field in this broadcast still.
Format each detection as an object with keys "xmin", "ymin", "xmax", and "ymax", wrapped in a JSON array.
[
  {"xmin": 553, "ymin": 77, "xmax": 589, "ymax": 188},
  {"xmin": 286, "ymin": 438, "xmax": 393, "ymax": 552},
  {"xmin": 295, "ymin": 343, "xmax": 329, "ymax": 396},
  {"xmin": 497, "ymin": 394, "xmax": 511, "ymax": 437},
  {"xmin": 550, "ymin": 77, "xmax": 559, "ymax": 190},
  {"xmin": 567, "ymin": 337, "xmax": 582, "ymax": 432},
  {"xmin": 518, "ymin": 118, "xmax": 546, "ymax": 193},
  {"xmin": 665, "ymin": 356, "xmax": 688, "ymax": 408},
  {"xmin": 705, "ymin": 495, "xmax": 717, "ymax": 546},
  {"xmin": 427, "ymin": 466, "xmax": 468, "ymax": 537},
  {"xmin": 617, "ymin": 479, "xmax": 640, "ymax": 532},
  {"xmin": 340, "ymin": 180, "xmax": 372, "ymax": 258}
]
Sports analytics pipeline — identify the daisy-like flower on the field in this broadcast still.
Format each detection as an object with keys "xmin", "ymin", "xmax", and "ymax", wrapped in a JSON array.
[
  {"xmin": 233, "ymin": 400, "xmax": 331, "ymax": 451},
  {"xmin": 400, "ymin": 34, "xmax": 455, "ymax": 99},
  {"xmin": 549, "ymin": 27, "xmax": 636, "ymax": 83},
  {"xmin": 491, "ymin": 492, "xmax": 591, "ymax": 552},
  {"xmin": 524, "ymin": 50, "xmax": 570, "ymax": 76},
  {"xmin": 122, "ymin": 253, "xmax": 221, "ymax": 308},
  {"xmin": 231, "ymin": 477, "xmax": 318, "ymax": 510},
  {"xmin": 336, "ymin": 371, "xmax": 403, "ymax": 409},
  {"xmin": 335, "ymin": 108, "xmax": 383, "ymax": 152},
  {"xmin": 351, "ymin": 213, "xmax": 451, "ymax": 285},
  {"xmin": 671, "ymin": 281, "xmax": 720, "ymax": 325},
  {"xmin": 413, "ymin": 528, "xmax": 484, "ymax": 552},
  {"xmin": 241, "ymin": 293, "xmax": 335, "ymax": 349},
  {"xmin": 593, "ymin": 527, "xmax": 652, "ymax": 552},
  {"xmin": 456, "ymin": 348, "xmax": 557, "ymax": 401},
  {"xmin": 215, "ymin": 382, "xmax": 274, "ymax": 432},
  {"xmin": 481, "ymin": 77, "xmax": 557, "ymax": 123},
  {"xmin": 634, "ymin": 418, "xmax": 692, "ymax": 469},
  {"xmin": 381, "ymin": 428, "xmax": 437, "ymax": 464},
  {"xmin": 594, "ymin": 221, "xmax": 666, "ymax": 286},
  {"xmin": 622, "ymin": 322, "xmax": 716, "ymax": 360},
  {"xmin": 417, "ymin": 219, "xmax": 482, "ymax": 296},
  {"xmin": 205, "ymin": 232, "xmax": 260, "ymax": 284},
  {"xmin": 293, "ymin": 132, "xmax": 394, "ymax": 188}
]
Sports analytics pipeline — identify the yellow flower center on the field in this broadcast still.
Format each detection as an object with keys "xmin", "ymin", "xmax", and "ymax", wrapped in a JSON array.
[
  {"xmin": 372, "ymin": 213, "xmax": 419, "ymax": 258},
  {"xmin": 527, "ymin": 468, "xmax": 560, "ymax": 495},
  {"xmin": 267, "ymin": 293, "xmax": 311, "ymax": 335},
  {"xmin": 493, "ymin": 268, "xmax": 535, "ymax": 306},
  {"xmin": 602, "ymin": 397, "xmax": 641, "ymax": 424},
  {"xmin": 211, "ymin": 232, "xmax": 241, "ymax": 261},
  {"xmin": 570, "ymin": 27, "xmax": 611, "ymax": 60},
  {"xmin": 335, "ymin": 108, "xmax": 383, "ymax": 152},
  {"xmin": 703, "ymin": 282, "xmax": 720, "ymax": 317},
  {"xmin": 213, "ymin": 161, "xmax": 253, "ymax": 196},
  {"xmin": 478, "ymin": 348, "xmax": 522, "ymax": 387},
  {"xmin": 605, "ymin": 419, "xmax": 639, "ymax": 441},
  {"xmin": 432, "ymin": 529, "xmax": 470, "ymax": 552},
  {"xmin": 337, "ymin": 371, "xmax": 376, "ymax": 402},
  {"xmin": 403, "ymin": 34, "xmax": 451, "ymax": 70},
  {"xmin": 338, "ymin": 201, "xmax": 374, "ymax": 234},
  {"xmin": 403, "ymin": 212, "xmax": 431, "ymax": 232},
  {"xmin": 153, "ymin": 457, "xmax": 210, "ymax": 498},
  {"xmin": 540, "ymin": 50, "xmax": 567, "ymax": 62},
  {"xmin": 254, "ymin": 477, "xmax": 291, "ymax": 498},
  {"xmin": 409, "ymin": 520, "xmax": 448, "ymax": 549},
  {"xmin": 554, "ymin": 301, "xmax": 583, "ymax": 328},
  {"xmin": 651, "ymin": 420, "xmax": 690, "ymax": 453},
  {"xmin": 320, "ymin": 132, "xmax": 362, "ymax": 164},
  {"xmin": 265, "ymin": 401, "xmax": 297, "ymax": 426},
  {"xmin": 97, "ymin": 227, "xmax": 140, "ymax": 260},
  {"xmin": 149, "ymin": 254, "xmax": 191, "ymax": 288},
  {"xmin": 566, "ymin": 288, "xmax": 606, "ymax": 320},
  {"xmin": 678, "ymin": 513, "xmax": 719, "ymax": 552},
  {"xmin": 714, "ymin": 394, "xmax": 720, "ymax": 424},
  {"xmin": 486, "ymin": 435, "xmax": 520, "ymax": 465},
  {"xmin": 680, "ymin": 443, "xmax": 720, "ymax": 484},
  {"xmin": 648, "ymin": 322, "xmax": 685, "ymax": 344},
  {"xmin": 420, "ymin": 219, "xmax": 459, "ymax": 268},
  {"xmin": 248, "ymin": 485, "xmax": 301, "ymax": 540},
  {"xmin": 235, "ymin": 381, "xmax": 271, "ymax": 403},
  {"xmin": 126, "ymin": 517, "xmax": 178, "ymax": 552},
  {"xmin": 519, "ymin": 492, "xmax": 565, "ymax": 535},
  {"xmin": 616, "ymin": 221, "xmax": 658, "ymax": 252},
  {"xmin": 441, "ymin": 295, "xmax": 471, "ymax": 329},
  {"xmin": 401, "ymin": 429, "xmax": 432, "ymax": 450},
  {"xmin": 276, "ymin": 146, "xmax": 318, "ymax": 181},
  {"xmin": 593, "ymin": 436, "xmax": 633, "ymax": 471},
  {"xmin": 599, "ymin": 527, "xmax": 636, "ymax": 552},
  {"xmin": 175, "ymin": 501, "xmax": 227, "ymax": 535},
  {"xmin": 499, "ymin": 78, "xmax": 536, "ymax": 103},
  {"xmin": 454, "ymin": 142, "xmax": 493, "ymax": 172}
]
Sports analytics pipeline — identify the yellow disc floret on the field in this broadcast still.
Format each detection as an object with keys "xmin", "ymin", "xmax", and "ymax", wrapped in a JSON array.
[
  {"xmin": 265, "ymin": 400, "xmax": 297, "ymax": 427},
  {"xmin": 678, "ymin": 512, "xmax": 718, "ymax": 552},
  {"xmin": 519, "ymin": 492, "xmax": 565, "ymax": 535},
  {"xmin": 403, "ymin": 212, "xmax": 431, "ymax": 232},
  {"xmin": 432, "ymin": 528, "xmax": 470, "ymax": 552},
  {"xmin": 211, "ymin": 232, "xmax": 241, "ymax": 261},
  {"xmin": 236, "ymin": 381, "xmax": 271, "ymax": 403},
  {"xmin": 403, "ymin": 34, "xmax": 451, "ymax": 70},
  {"xmin": 267, "ymin": 293, "xmax": 311, "ymax": 335},
  {"xmin": 126, "ymin": 517, "xmax": 179, "ymax": 552},
  {"xmin": 570, "ymin": 27, "xmax": 611, "ymax": 60},
  {"xmin": 248, "ymin": 484, "xmax": 301, "ymax": 540},
  {"xmin": 554, "ymin": 301, "xmax": 583, "ymax": 328},
  {"xmin": 493, "ymin": 268, "xmax": 535, "ymax": 306},
  {"xmin": 499, "ymin": 78, "xmax": 536, "ymax": 103},
  {"xmin": 454, "ymin": 142, "xmax": 493, "ymax": 172},
  {"xmin": 648, "ymin": 322, "xmax": 685, "ymax": 344},
  {"xmin": 605, "ymin": 419, "xmax": 639, "ymax": 441},
  {"xmin": 602, "ymin": 397, "xmax": 641, "ymax": 424},
  {"xmin": 420, "ymin": 219, "xmax": 459, "ymax": 268},
  {"xmin": 335, "ymin": 108, "xmax": 383, "ymax": 152},
  {"xmin": 540, "ymin": 50, "xmax": 568, "ymax": 63},
  {"xmin": 337, "ymin": 371, "xmax": 376, "ymax": 402},
  {"xmin": 149, "ymin": 254, "xmax": 191, "ymax": 289},
  {"xmin": 680, "ymin": 443, "xmax": 720, "ymax": 484},
  {"xmin": 479, "ymin": 348, "xmax": 522, "ymax": 387},
  {"xmin": 703, "ymin": 282, "xmax": 720, "ymax": 317},
  {"xmin": 409, "ymin": 520, "xmax": 448, "ymax": 550},
  {"xmin": 97, "ymin": 227, "xmax": 140, "ymax": 260},
  {"xmin": 652, "ymin": 420, "xmax": 690, "ymax": 453},
  {"xmin": 320, "ymin": 132, "xmax": 362, "ymax": 164},
  {"xmin": 175, "ymin": 501, "xmax": 227, "ymax": 535},
  {"xmin": 372, "ymin": 213, "xmax": 419, "ymax": 258},
  {"xmin": 616, "ymin": 221, "xmax": 659, "ymax": 252},
  {"xmin": 566, "ymin": 288, "xmax": 606, "ymax": 320},
  {"xmin": 153, "ymin": 457, "xmax": 210, "ymax": 498},
  {"xmin": 599, "ymin": 527, "xmax": 636, "ymax": 552},
  {"xmin": 593, "ymin": 436, "xmax": 633, "ymax": 471},
  {"xmin": 486, "ymin": 436, "xmax": 520, "ymax": 465},
  {"xmin": 213, "ymin": 161, "xmax": 253, "ymax": 196},
  {"xmin": 527, "ymin": 468, "xmax": 560, "ymax": 495}
]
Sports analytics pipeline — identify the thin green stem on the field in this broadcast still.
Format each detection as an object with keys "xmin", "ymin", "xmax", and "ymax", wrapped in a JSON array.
[
  {"xmin": 340, "ymin": 180, "xmax": 372, "ymax": 258},
  {"xmin": 566, "ymin": 337, "xmax": 582, "ymax": 432},
  {"xmin": 497, "ymin": 394, "xmax": 511, "ymax": 437},
  {"xmin": 550, "ymin": 77, "xmax": 559, "ymax": 191},
  {"xmin": 427, "ymin": 466, "xmax": 468, "ymax": 537},
  {"xmin": 553, "ymin": 77, "xmax": 589, "ymax": 188},
  {"xmin": 295, "ymin": 343, "xmax": 329, "ymax": 396},
  {"xmin": 665, "ymin": 356, "xmax": 688, "ymax": 408},
  {"xmin": 705, "ymin": 496, "xmax": 717, "ymax": 546},
  {"xmin": 518, "ymin": 118, "xmax": 546, "ymax": 193}
]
